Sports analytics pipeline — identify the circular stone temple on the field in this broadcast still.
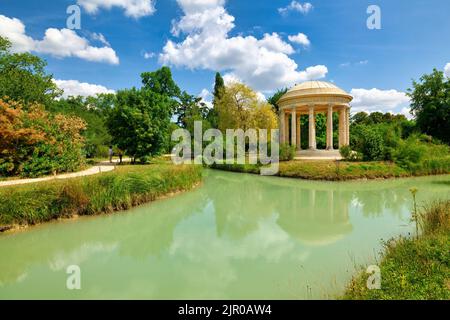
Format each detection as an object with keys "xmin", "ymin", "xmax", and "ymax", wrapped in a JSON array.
[{"xmin": 277, "ymin": 81, "xmax": 353, "ymax": 159}]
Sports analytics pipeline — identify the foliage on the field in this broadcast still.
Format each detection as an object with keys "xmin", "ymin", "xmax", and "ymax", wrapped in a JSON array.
[
  {"xmin": 340, "ymin": 145, "xmax": 363, "ymax": 161},
  {"xmin": 215, "ymin": 82, "xmax": 278, "ymax": 132},
  {"xmin": 107, "ymin": 88, "xmax": 172, "ymax": 162},
  {"xmin": 408, "ymin": 69, "xmax": 450, "ymax": 145},
  {"xmin": 107, "ymin": 67, "xmax": 180, "ymax": 162},
  {"xmin": 359, "ymin": 126, "xmax": 385, "ymax": 161},
  {"xmin": 344, "ymin": 200, "xmax": 450, "ymax": 300},
  {"xmin": 176, "ymin": 91, "xmax": 210, "ymax": 134},
  {"xmin": 141, "ymin": 66, "xmax": 181, "ymax": 99},
  {"xmin": 0, "ymin": 164, "xmax": 202, "ymax": 227},
  {"xmin": 212, "ymin": 160, "xmax": 410, "ymax": 181},
  {"xmin": 49, "ymin": 95, "xmax": 114, "ymax": 158},
  {"xmin": 0, "ymin": 36, "xmax": 61, "ymax": 106},
  {"xmin": 0, "ymin": 100, "xmax": 86, "ymax": 177},
  {"xmin": 279, "ymin": 143, "xmax": 296, "ymax": 161},
  {"xmin": 267, "ymin": 88, "xmax": 288, "ymax": 113}
]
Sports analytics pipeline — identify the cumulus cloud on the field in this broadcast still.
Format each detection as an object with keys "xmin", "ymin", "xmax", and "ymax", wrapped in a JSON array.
[
  {"xmin": 77, "ymin": 0, "xmax": 156, "ymax": 18},
  {"xmin": 0, "ymin": 15, "xmax": 119, "ymax": 65},
  {"xmin": 54, "ymin": 79, "xmax": 115, "ymax": 98},
  {"xmin": 288, "ymin": 33, "xmax": 310, "ymax": 47},
  {"xmin": 199, "ymin": 88, "xmax": 213, "ymax": 108},
  {"xmin": 278, "ymin": 1, "xmax": 313, "ymax": 16},
  {"xmin": 445, "ymin": 63, "xmax": 450, "ymax": 78},
  {"xmin": 160, "ymin": 0, "xmax": 327, "ymax": 92},
  {"xmin": 350, "ymin": 88, "xmax": 411, "ymax": 114}
]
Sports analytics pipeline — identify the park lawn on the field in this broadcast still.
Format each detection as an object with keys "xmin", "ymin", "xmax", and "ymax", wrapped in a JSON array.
[
  {"xmin": 278, "ymin": 161, "xmax": 409, "ymax": 180},
  {"xmin": 212, "ymin": 157, "xmax": 450, "ymax": 181},
  {"xmin": 0, "ymin": 163, "xmax": 202, "ymax": 230},
  {"xmin": 212, "ymin": 161, "xmax": 411, "ymax": 181},
  {"xmin": 343, "ymin": 200, "xmax": 450, "ymax": 300}
]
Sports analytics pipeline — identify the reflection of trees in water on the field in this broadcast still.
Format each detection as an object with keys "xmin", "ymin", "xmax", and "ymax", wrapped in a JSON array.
[
  {"xmin": 1, "ymin": 173, "xmax": 448, "ymax": 286},
  {"xmin": 205, "ymin": 173, "xmax": 275, "ymax": 240},
  {"xmin": 206, "ymin": 172, "xmax": 450, "ymax": 246},
  {"xmin": 0, "ymin": 189, "xmax": 209, "ymax": 284},
  {"xmin": 207, "ymin": 172, "xmax": 353, "ymax": 245}
]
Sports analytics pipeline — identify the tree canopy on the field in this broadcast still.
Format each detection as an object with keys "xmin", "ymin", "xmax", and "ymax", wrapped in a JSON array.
[
  {"xmin": 408, "ymin": 69, "xmax": 450, "ymax": 144},
  {"xmin": 107, "ymin": 68, "xmax": 179, "ymax": 162},
  {"xmin": 0, "ymin": 36, "xmax": 60, "ymax": 106},
  {"xmin": 215, "ymin": 82, "xmax": 278, "ymax": 132}
]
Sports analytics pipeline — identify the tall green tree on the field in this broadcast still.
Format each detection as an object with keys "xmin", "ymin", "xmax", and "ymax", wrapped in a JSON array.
[
  {"xmin": 0, "ymin": 36, "xmax": 60, "ymax": 106},
  {"xmin": 176, "ymin": 91, "xmax": 210, "ymax": 133},
  {"xmin": 207, "ymin": 72, "xmax": 225, "ymax": 128},
  {"xmin": 107, "ymin": 67, "xmax": 179, "ymax": 161},
  {"xmin": 408, "ymin": 69, "xmax": 450, "ymax": 144}
]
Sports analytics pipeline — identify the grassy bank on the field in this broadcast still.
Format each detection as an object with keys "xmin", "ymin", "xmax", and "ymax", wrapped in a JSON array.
[
  {"xmin": 343, "ymin": 200, "xmax": 450, "ymax": 300},
  {"xmin": 0, "ymin": 164, "xmax": 202, "ymax": 230},
  {"xmin": 211, "ymin": 158, "xmax": 449, "ymax": 181}
]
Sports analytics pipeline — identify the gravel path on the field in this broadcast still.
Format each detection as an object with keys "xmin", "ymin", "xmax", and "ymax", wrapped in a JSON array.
[{"xmin": 0, "ymin": 160, "xmax": 126, "ymax": 188}]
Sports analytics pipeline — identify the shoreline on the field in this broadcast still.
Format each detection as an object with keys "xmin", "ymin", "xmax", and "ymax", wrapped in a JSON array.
[
  {"xmin": 210, "ymin": 161, "xmax": 450, "ymax": 182},
  {"xmin": 0, "ymin": 164, "xmax": 203, "ymax": 234},
  {"xmin": 0, "ymin": 181, "xmax": 203, "ymax": 235}
]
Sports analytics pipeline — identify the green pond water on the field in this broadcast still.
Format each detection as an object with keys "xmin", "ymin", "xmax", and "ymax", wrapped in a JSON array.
[{"xmin": 0, "ymin": 170, "xmax": 449, "ymax": 299}]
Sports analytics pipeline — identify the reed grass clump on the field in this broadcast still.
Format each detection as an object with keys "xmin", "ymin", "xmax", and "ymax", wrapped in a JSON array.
[
  {"xmin": 0, "ymin": 164, "xmax": 202, "ymax": 228},
  {"xmin": 343, "ymin": 199, "xmax": 450, "ymax": 300}
]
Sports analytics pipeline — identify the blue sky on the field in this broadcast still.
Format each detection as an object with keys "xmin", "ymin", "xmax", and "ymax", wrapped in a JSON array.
[{"xmin": 1, "ymin": 0, "xmax": 449, "ymax": 115}]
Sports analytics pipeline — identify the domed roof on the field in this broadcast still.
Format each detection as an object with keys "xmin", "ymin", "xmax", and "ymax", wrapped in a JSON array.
[{"xmin": 278, "ymin": 81, "xmax": 353, "ymax": 105}]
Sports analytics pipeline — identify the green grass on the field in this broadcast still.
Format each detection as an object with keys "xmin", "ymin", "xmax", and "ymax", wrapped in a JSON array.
[
  {"xmin": 343, "ymin": 200, "xmax": 450, "ymax": 300},
  {"xmin": 212, "ymin": 157, "xmax": 450, "ymax": 181},
  {"xmin": 0, "ymin": 164, "xmax": 202, "ymax": 229},
  {"xmin": 212, "ymin": 161, "xmax": 413, "ymax": 181}
]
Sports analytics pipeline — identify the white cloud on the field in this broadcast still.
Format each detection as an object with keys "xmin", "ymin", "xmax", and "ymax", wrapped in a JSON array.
[
  {"xmin": 278, "ymin": 1, "xmax": 313, "ymax": 16},
  {"xmin": 54, "ymin": 79, "xmax": 115, "ymax": 98},
  {"xmin": 160, "ymin": 1, "xmax": 327, "ymax": 92},
  {"xmin": 77, "ymin": 0, "xmax": 156, "ymax": 18},
  {"xmin": 199, "ymin": 88, "xmax": 213, "ymax": 108},
  {"xmin": 445, "ymin": 63, "xmax": 450, "ymax": 78},
  {"xmin": 143, "ymin": 51, "xmax": 155, "ymax": 59},
  {"xmin": 177, "ymin": 0, "xmax": 226, "ymax": 14},
  {"xmin": 288, "ymin": 33, "xmax": 310, "ymax": 47},
  {"xmin": 0, "ymin": 15, "xmax": 119, "ymax": 65},
  {"xmin": 400, "ymin": 107, "xmax": 413, "ymax": 120},
  {"xmin": 340, "ymin": 60, "xmax": 368, "ymax": 68},
  {"xmin": 91, "ymin": 32, "xmax": 110, "ymax": 46},
  {"xmin": 350, "ymin": 88, "xmax": 411, "ymax": 114}
]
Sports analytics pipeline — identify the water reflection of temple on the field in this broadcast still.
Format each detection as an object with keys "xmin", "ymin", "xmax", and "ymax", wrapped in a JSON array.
[{"xmin": 207, "ymin": 172, "xmax": 353, "ymax": 246}]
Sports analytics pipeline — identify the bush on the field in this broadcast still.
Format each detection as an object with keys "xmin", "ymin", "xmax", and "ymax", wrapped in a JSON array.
[
  {"xmin": 0, "ymin": 100, "xmax": 86, "ymax": 177},
  {"xmin": 279, "ymin": 143, "xmax": 296, "ymax": 161},
  {"xmin": 361, "ymin": 127, "xmax": 385, "ymax": 161},
  {"xmin": 391, "ymin": 136, "xmax": 427, "ymax": 170},
  {"xmin": 0, "ymin": 164, "xmax": 202, "ymax": 227},
  {"xmin": 340, "ymin": 146, "xmax": 363, "ymax": 161}
]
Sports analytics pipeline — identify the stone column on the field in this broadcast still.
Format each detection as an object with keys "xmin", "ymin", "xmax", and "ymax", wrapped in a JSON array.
[
  {"xmin": 346, "ymin": 107, "xmax": 351, "ymax": 146},
  {"xmin": 291, "ymin": 108, "xmax": 297, "ymax": 146},
  {"xmin": 296, "ymin": 114, "xmax": 301, "ymax": 150},
  {"xmin": 285, "ymin": 113, "xmax": 290, "ymax": 145},
  {"xmin": 308, "ymin": 105, "xmax": 316, "ymax": 150},
  {"xmin": 279, "ymin": 109, "xmax": 285, "ymax": 143},
  {"xmin": 326, "ymin": 104, "xmax": 334, "ymax": 150},
  {"xmin": 339, "ymin": 108, "xmax": 346, "ymax": 148}
]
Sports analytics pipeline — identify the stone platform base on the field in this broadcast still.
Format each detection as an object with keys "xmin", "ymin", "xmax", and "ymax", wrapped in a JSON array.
[{"xmin": 295, "ymin": 149, "xmax": 342, "ymax": 161}]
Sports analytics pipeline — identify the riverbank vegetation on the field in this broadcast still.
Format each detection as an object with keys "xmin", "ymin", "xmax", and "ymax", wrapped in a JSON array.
[
  {"xmin": 343, "ymin": 199, "xmax": 450, "ymax": 300},
  {"xmin": 0, "ymin": 164, "xmax": 202, "ymax": 230},
  {"xmin": 212, "ymin": 160, "xmax": 413, "ymax": 181}
]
